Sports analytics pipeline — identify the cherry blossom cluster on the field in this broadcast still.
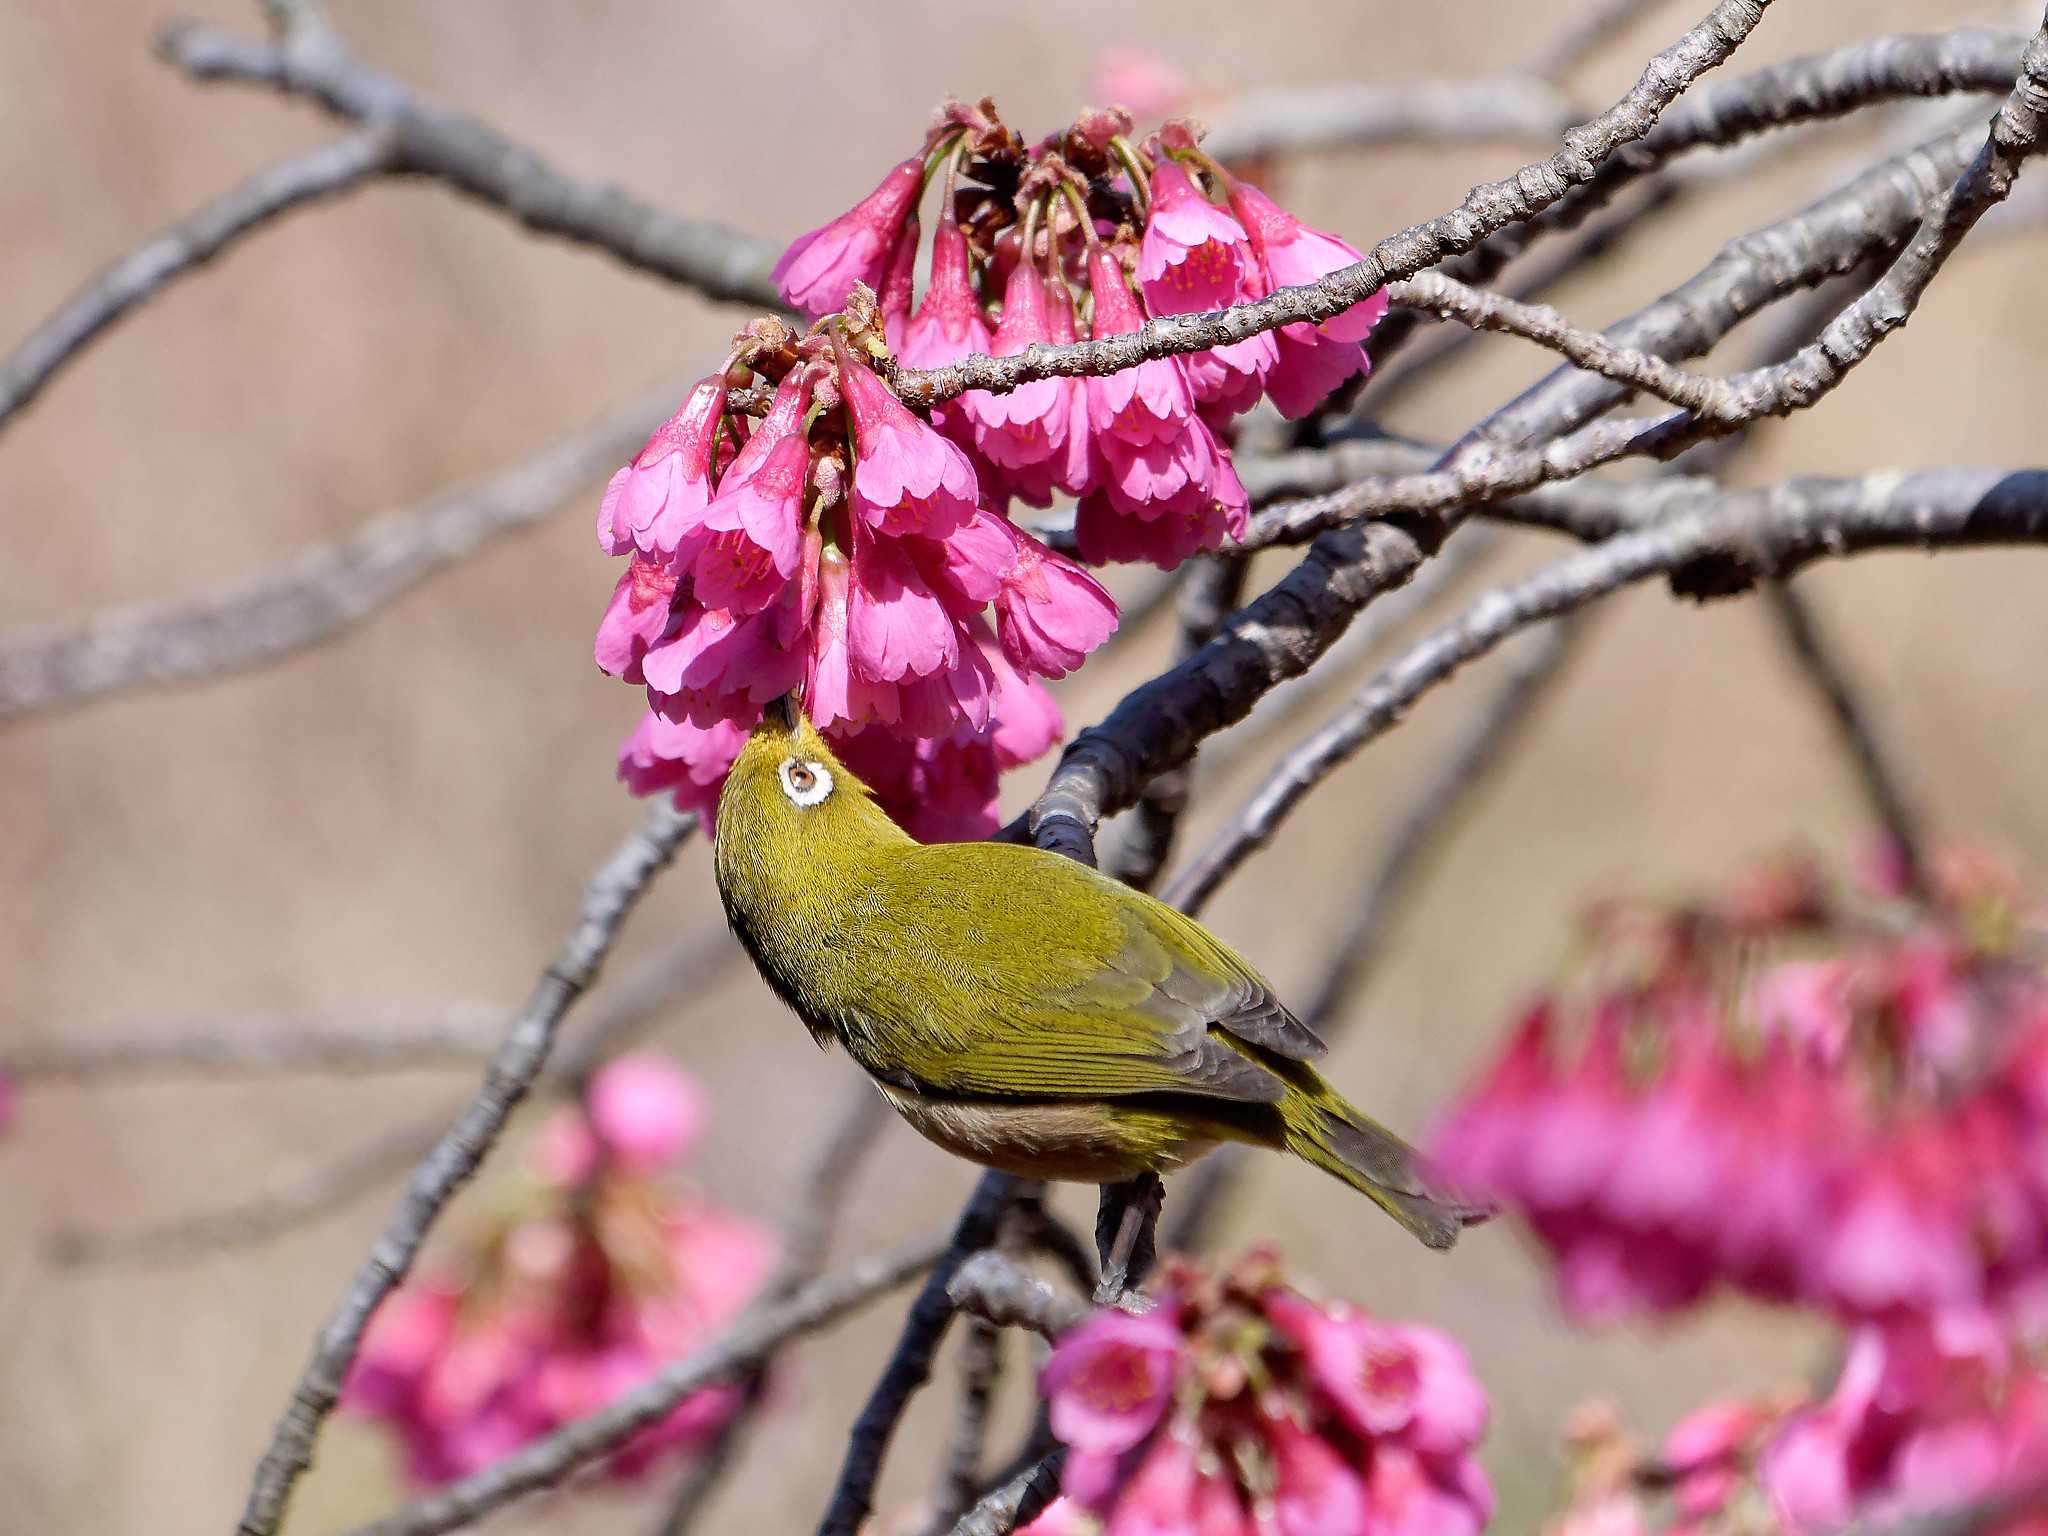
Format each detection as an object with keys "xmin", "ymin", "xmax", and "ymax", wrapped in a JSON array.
[
  {"xmin": 342, "ymin": 1056, "xmax": 776, "ymax": 1486},
  {"xmin": 1431, "ymin": 842, "xmax": 2048, "ymax": 1326},
  {"xmin": 774, "ymin": 100, "xmax": 1386, "ymax": 567},
  {"xmin": 1546, "ymin": 1313, "xmax": 2048, "ymax": 1536},
  {"xmin": 1027, "ymin": 1249, "xmax": 1491, "ymax": 1536},
  {"xmin": 594, "ymin": 298, "xmax": 1115, "ymax": 840}
]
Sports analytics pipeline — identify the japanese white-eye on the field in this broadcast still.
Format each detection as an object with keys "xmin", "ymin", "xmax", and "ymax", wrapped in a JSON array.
[{"xmin": 713, "ymin": 697, "xmax": 1483, "ymax": 1249}]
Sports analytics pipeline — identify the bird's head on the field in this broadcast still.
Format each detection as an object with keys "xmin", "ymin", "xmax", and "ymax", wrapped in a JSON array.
[{"xmin": 714, "ymin": 694, "xmax": 907, "ymax": 874}]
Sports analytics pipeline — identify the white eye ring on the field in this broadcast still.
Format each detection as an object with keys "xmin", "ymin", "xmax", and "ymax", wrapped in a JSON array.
[{"xmin": 777, "ymin": 756, "xmax": 834, "ymax": 808}]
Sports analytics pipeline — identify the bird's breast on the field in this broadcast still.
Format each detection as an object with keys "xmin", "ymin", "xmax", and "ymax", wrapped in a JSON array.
[{"xmin": 873, "ymin": 1081, "xmax": 1217, "ymax": 1184}]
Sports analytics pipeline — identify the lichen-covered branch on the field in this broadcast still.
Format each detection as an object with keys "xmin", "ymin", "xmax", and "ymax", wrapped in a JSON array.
[{"xmin": 233, "ymin": 803, "xmax": 696, "ymax": 1536}]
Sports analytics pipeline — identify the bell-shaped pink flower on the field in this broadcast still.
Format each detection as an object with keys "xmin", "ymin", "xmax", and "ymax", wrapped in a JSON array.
[
  {"xmin": 965, "ymin": 261, "xmax": 1070, "ymax": 495},
  {"xmin": 1040, "ymin": 1307, "xmax": 1184, "ymax": 1457},
  {"xmin": 684, "ymin": 371, "xmax": 814, "ymax": 612},
  {"xmin": 1138, "ymin": 160, "xmax": 1254, "ymax": 315},
  {"xmin": 840, "ymin": 349, "xmax": 982, "ymax": 538},
  {"xmin": 771, "ymin": 155, "xmax": 924, "ymax": 318},
  {"xmin": 595, "ymin": 556, "xmax": 679, "ymax": 683},
  {"xmin": 642, "ymin": 586, "xmax": 807, "ymax": 728},
  {"xmin": 614, "ymin": 710, "xmax": 744, "ymax": 819},
  {"xmin": 805, "ymin": 547, "xmax": 895, "ymax": 733},
  {"xmin": 1226, "ymin": 180, "xmax": 1386, "ymax": 342},
  {"xmin": 847, "ymin": 516, "xmax": 965, "ymax": 683},
  {"xmin": 597, "ymin": 376, "xmax": 730, "ymax": 558},
  {"xmin": 991, "ymin": 517, "xmax": 1118, "ymax": 678},
  {"xmin": 900, "ymin": 221, "xmax": 994, "ymax": 369},
  {"xmin": 1085, "ymin": 247, "xmax": 1195, "ymax": 449},
  {"xmin": 1226, "ymin": 180, "xmax": 1387, "ymax": 418},
  {"xmin": 879, "ymin": 214, "xmax": 922, "ymax": 352},
  {"xmin": 1364, "ymin": 1444, "xmax": 1493, "ymax": 1536},
  {"xmin": 1266, "ymin": 1409, "xmax": 1372, "ymax": 1536},
  {"xmin": 586, "ymin": 1054, "xmax": 705, "ymax": 1173},
  {"xmin": 1103, "ymin": 1429, "xmax": 1198, "ymax": 1536}
]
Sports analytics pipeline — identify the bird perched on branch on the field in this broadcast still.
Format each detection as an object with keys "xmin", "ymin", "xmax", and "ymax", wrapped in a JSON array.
[{"xmin": 713, "ymin": 696, "xmax": 1485, "ymax": 1249}]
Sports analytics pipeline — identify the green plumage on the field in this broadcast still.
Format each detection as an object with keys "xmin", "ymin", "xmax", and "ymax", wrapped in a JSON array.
[{"xmin": 712, "ymin": 700, "xmax": 1484, "ymax": 1250}]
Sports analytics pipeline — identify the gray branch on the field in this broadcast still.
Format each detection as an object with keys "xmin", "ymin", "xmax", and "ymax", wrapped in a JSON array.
[
  {"xmin": 947, "ymin": 1251, "xmax": 1090, "ymax": 1341},
  {"xmin": 233, "ymin": 802, "xmax": 696, "ymax": 1536},
  {"xmin": 1203, "ymin": 77, "xmax": 1577, "ymax": 161},
  {"xmin": 0, "ymin": 127, "xmax": 395, "ymax": 438},
  {"xmin": 0, "ymin": 384, "xmax": 677, "ymax": 725}
]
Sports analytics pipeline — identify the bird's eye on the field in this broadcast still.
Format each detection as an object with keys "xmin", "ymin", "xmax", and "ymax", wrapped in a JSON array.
[{"xmin": 777, "ymin": 756, "xmax": 834, "ymax": 808}]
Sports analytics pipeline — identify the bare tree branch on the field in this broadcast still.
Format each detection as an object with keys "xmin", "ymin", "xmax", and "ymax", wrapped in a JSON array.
[
  {"xmin": 1764, "ymin": 583, "xmax": 1932, "ymax": 898},
  {"xmin": 948, "ymin": 1251, "xmax": 1090, "ymax": 1341},
  {"xmin": 0, "ymin": 384, "xmax": 676, "ymax": 725},
  {"xmin": 0, "ymin": 127, "xmax": 395, "ymax": 438},
  {"xmin": 891, "ymin": 0, "xmax": 1776, "ymax": 407},
  {"xmin": 4, "ymin": 1010, "xmax": 502, "ymax": 1083},
  {"xmin": 1102, "ymin": 556, "xmax": 1249, "ymax": 888},
  {"xmin": 947, "ymin": 1451, "xmax": 1067, "ymax": 1536},
  {"xmin": 233, "ymin": 802, "xmax": 696, "ymax": 1536},
  {"xmin": 342, "ymin": 1232, "xmax": 948, "ymax": 1536},
  {"xmin": 157, "ymin": 21, "xmax": 782, "ymax": 306}
]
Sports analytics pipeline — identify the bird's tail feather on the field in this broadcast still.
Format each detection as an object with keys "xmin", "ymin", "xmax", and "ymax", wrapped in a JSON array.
[{"xmin": 1286, "ymin": 1099, "xmax": 1492, "ymax": 1251}]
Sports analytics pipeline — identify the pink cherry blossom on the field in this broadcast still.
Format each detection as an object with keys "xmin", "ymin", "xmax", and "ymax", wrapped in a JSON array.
[
  {"xmin": 1041, "ymin": 1308, "xmax": 1184, "ymax": 1457},
  {"xmin": 614, "ymin": 710, "xmax": 745, "ymax": 819},
  {"xmin": 342, "ymin": 1066, "xmax": 777, "ymax": 1487},
  {"xmin": 1085, "ymin": 247, "xmax": 1195, "ymax": 449},
  {"xmin": 1225, "ymin": 180, "xmax": 1386, "ymax": 341},
  {"xmin": 1266, "ymin": 1410, "xmax": 1372, "ymax": 1536},
  {"xmin": 965, "ymin": 260, "xmax": 1070, "ymax": 497},
  {"xmin": 586, "ymin": 1054, "xmax": 704, "ymax": 1173},
  {"xmin": 879, "ymin": 213, "xmax": 922, "ymax": 352},
  {"xmin": 841, "ymin": 349, "xmax": 982, "ymax": 538},
  {"xmin": 596, "ymin": 375, "xmax": 729, "ymax": 558},
  {"xmin": 1103, "ymin": 1429, "xmax": 1198, "ymax": 1536},
  {"xmin": 1138, "ymin": 161, "xmax": 1254, "ymax": 315},
  {"xmin": 594, "ymin": 556, "xmax": 679, "ymax": 684},
  {"xmin": 771, "ymin": 155, "xmax": 924, "ymax": 318},
  {"xmin": 991, "ymin": 518, "xmax": 1119, "ymax": 678}
]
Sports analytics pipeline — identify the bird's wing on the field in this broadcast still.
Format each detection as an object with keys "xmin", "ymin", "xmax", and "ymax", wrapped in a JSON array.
[{"xmin": 837, "ymin": 843, "xmax": 1324, "ymax": 1106}]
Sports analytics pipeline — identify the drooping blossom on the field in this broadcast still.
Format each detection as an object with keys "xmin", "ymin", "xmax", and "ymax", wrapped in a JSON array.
[
  {"xmin": 1225, "ymin": 179, "xmax": 1388, "ymax": 417},
  {"xmin": 597, "ymin": 376, "xmax": 734, "ymax": 559},
  {"xmin": 1432, "ymin": 842, "xmax": 2048, "ymax": 1328},
  {"xmin": 1137, "ymin": 159, "xmax": 1276, "ymax": 423},
  {"xmin": 772, "ymin": 155, "xmax": 924, "ymax": 318},
  {"xmin": 343, "ymin": 1056, "xmax": 776, "ymax": 1485},
  {"xmin": 1040, "ymin": 1250, "xmax": 1491, "ymax": 1536}
]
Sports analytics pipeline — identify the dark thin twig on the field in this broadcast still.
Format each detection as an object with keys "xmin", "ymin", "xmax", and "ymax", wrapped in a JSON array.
[
  {"xmin": 1103, "ymin": 556, "xmax": 1250, "ymax": 890},
  {"xmin": 158, "ymin": 21, "xmax": 782, "ymax": 306},
  {"xmin": 814, "ymin": 1172, "xmax": 1016, "ymax": 1536},
  {"xmin": 1764, "ymin": 583, "xmax": 1932, "ymax": 898},
  {"xmin": 925, "ymin": 1319, "xmax": 1004, "ymax": 1535},
  {"xmin": 0, "ymin": 127, "xmax": 395, "ymax": 437},
  {"xmin": 233, "ymin": 802, "xmax": 696, "ymax": 1536}
]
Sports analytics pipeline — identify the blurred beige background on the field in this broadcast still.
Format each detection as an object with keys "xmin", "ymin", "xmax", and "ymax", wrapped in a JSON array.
[{"xmin": 4, "ymin": 1, "xmax": 2045, "ymax": 1532}]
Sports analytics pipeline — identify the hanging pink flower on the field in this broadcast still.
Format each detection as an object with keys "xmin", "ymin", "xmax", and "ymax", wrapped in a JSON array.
[
  {"xmin": 991, "ymin": 516, "xmax": 1119, "ymax": 678},
  {"xmin": 343, "ymin": 1064, "xmax": 777, "ymax": 1487},
  {"xmin": 771, "ymin": 155, "xmax": 925, "ymax": 318},
  {"xmin": 1043, "ymin": 1251, "xmax": 1490, "ymax": 1535},
  {"xmin": 964, "ymin": 260, "xmax": 1070, "ymax": 504},
  {"xmin": 840, "ymin": 348, "xmax": 982, "ymax": 538},
  {"xmin": 596, "ymin": 376, "xmax": 731, "ymax": 559},
  {"xmin": 594, "ymin": 556, "xmax": 680, "ymax": 684}
]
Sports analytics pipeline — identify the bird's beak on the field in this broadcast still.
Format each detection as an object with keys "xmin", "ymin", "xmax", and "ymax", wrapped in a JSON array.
[{"xmin": 767, "ymin": 691, "xmax": 802, "ymax": 732}]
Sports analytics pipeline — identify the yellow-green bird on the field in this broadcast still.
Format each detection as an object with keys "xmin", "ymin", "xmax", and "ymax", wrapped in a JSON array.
[{"xmin": 713, "ymin": 698, "xmax": 1484, "ymax": 1249}]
